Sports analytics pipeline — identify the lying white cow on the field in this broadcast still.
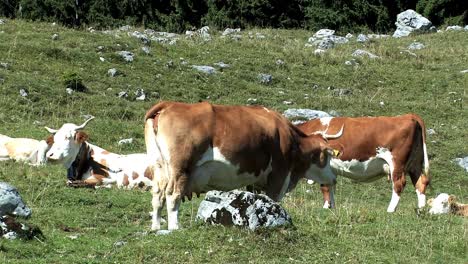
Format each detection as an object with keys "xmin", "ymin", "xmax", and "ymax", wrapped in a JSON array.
[
  {"xmin": 428, "ymin": 193, "xmax": 468, "ymax": 216},
  {"xmin": 0, "ymin": 134, "xmax": 52, "ymax": 166},
  {"xmin": 45, "ymin": 117, "xmax": 153, "ymax": 189}
]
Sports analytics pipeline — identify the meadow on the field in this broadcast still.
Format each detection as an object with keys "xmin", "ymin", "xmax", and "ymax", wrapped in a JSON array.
[{"xmin": 0, "ymin": 19, "xmax": 467, "ymax": 263}]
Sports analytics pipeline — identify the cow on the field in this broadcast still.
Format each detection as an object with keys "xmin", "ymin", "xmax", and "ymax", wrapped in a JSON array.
[
  {"xmin": 296, "ymin": 114, "xmax": 430, "ymax": 212},
  {"xmin": 0, "ymin": 134, "xmax": 53, "ymax": 166},
  {"xmin": 428, "ymin": 193, "xmax": 468, "ymax": 216},
  {"xmin": 45, "ymin": 117, "xmax": 153, "ymax": 189},
  {"xmin": 144, "ymin": 101, "xmax": 343, "ymax": 230}
]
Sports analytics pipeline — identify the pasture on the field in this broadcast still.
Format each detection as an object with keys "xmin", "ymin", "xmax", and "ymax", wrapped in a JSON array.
[{"xmin": 0, "ymin": 19, "xmax": 467, "ymax": 263}]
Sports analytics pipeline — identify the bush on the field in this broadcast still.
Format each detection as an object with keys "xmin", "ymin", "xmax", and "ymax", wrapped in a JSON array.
[{"xmin": 416, "ymin": 0, "xmax": 468, "ymax": 26}]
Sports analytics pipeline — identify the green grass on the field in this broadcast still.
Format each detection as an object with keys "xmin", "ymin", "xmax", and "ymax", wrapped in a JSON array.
[{"xmin": 0, "ymin": 19, "xmax": 467, "ymax": 263}]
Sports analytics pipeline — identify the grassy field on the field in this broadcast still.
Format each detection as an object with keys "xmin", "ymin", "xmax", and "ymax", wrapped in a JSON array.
[{"xmin": 0, "ymin": 19, "xmax": 467, "ymax": 263}]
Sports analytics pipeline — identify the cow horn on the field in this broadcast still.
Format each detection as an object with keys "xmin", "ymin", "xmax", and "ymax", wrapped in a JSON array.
[
  {"xmin": 45, "ymin": 126, "xmax": 58, "ymax": 134},
  {"xmin": 322, "ymin": 125, "xmax": 344, "ymax": 139},
  {"xmin": 74, "ymin": 116, "xmax": 95, "ymax": 131}
]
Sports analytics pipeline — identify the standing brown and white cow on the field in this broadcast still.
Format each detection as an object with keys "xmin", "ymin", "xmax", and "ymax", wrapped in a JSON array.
[
  {"xmin": 296, "ymin": 114, "xmax": 430, "ymax": 212},
  {"xmin": 144, "ymin": 101, "xmax": 342, "ymax": 230}
]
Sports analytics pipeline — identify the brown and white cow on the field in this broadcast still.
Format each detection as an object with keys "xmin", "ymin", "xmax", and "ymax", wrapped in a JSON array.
[
  {"xmin": 45, "ymin": 117, "xmax": 153, "ymax": 189},
  {"xmin": 144, "ymin": 101, "xmax": 342, "ymax": 230},
  {"xmin": 0, "ymin": 134, "xmax": 53, "ymax": 166},
  {"xmin": 296, "ymin": 114, "xmax": 430, "ymax": 212}
]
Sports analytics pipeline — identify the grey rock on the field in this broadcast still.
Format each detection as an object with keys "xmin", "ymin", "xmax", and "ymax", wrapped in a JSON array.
[
  {"xmin": 52, "ymin": 34, "xmax": 59, "ymax": 40},
  {"xmin": 345, "ymin": 59, "xmax": 359, "ymax": 66},
  {"xmin": 446, "ymin": 25, "xmax": 463, "ymax": 31},
  {"xmin": 314, "ymin": 49, "xmax": 326, "ymax": 55},
  {"xmin": 345, "ymin": 33, "xmax": 353, "ymax": 38},
  {"xmin": 334, "ymin": 89, "xmax": 352, "ymax": 96},
  {"xmin": 108, "ymin": 68, "xmax": 119, "ymax": 77},
  {"xmin": 426, "ymin": 128, "xmax": 436, "ymax": 135},
  {"xmin": 117, "ymin": 51, "xmax": 134, "ymax": 62},
  {"xmin": 213, "ymin": 62, "xmax": 230, "ymax": 69},
  {"xmin": 135, "ymin": 88, "xmax": 146, "ymax": 101},
  {"xmin": 130, "ymin": 31, "xmax": 150, "ymax": 44},
  {"xmin": 315, "ymin": 38, "xmax": 335, "ymax": 49},
  {"xmin": 222, "ymin": 28, "xmax": 241, "ymax": 36},
  {"xmin": 113, "ymin": 241, "xmax": 127, "ymax": 247},
  {"xmin": 408, "ymin": 42, "xmax": 425, "ymax": 50},
  {"xmin": 0, "ymin": 62, "xmax": 10, "ymax": 69},
  {"xmin": 117, "ymin": 91, "xmax": 128, "ymax": 98},
  {"xmin": 196, "ymin": 190, "xmax": 292, "ymax": 231},
  {"xmin": 357, "ymin": 34, "xmax": 369, "ymax": 42},
  {"xmin": 19, "ymin": 89, "xmax": 28, "ymax": 97},
  {"xmin": 283, "ymin": 109, "xmax": 331, "ymax": 124},
  {"xmin": 119, "ymin": 25, "xmax": 131, "ymax": 31},
  {"xmin": 328, "ymin": 35, "xmax": 349, "ymax": 44},
  {"xmin": 393, "ymin": 9, "xmax": 433, "ymax": 38},
  {"xmin": 192, "ymin": 65, "xmax": 216, "ymax": 75},
  {"xmin": 367, "ymin": 34, "xmax": 390, "ymax": 39},
  {"xmin": 0, "ymin": 19, "xmax": 5, "ymax": 25},
  {"xmin": 313, "ymin": 29, "xmax": 335, "ymax": 38},
  {"xmin": 258, "ymin": 74, "xmax": 273, "ymax": 84},
  {"xmin": 0, "ymin": 182, "xmax": 32, "ymax": 218},
  {"xmin": 65, "ymin": 88, "xmax": 74, "ymax": 95},
  {"xmin": 276, "ymin": 59, "xmax": 285, "ymax": 66},
  {"xmin": 465, "ymin": 25, "xmax": 468, "ymax": 31},
  {"xmin": 352, "ymin": 49, "xmax": 379, "ymax": 59},
  {"xmin": 118, "ymin": 138, "xmax": 133, "ymax": 145},
  {"xmin": 454, "ymin": 157, "xmax": 468, "ymax": 172},
  {"xmin": 283, "ymin": 101, "xmax": 293, "ymax": 105},
  {"xmin": 141, "ymin": 46, "xmax": 151, "ymax": 54},
  {"xmin": 247, "ymin": 98, "xmax": 258, "ymax": 104}
]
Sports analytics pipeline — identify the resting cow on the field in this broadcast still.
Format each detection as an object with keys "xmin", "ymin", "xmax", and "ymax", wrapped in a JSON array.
[
  {"xmin": 144, "ymin": 101, "xmax": 342, "ymax": 230},
  {"xmin": 428, "ymin": 193, "xmax": 468, "ymax": 216},
  {"xmin": 0, "ymin": 134, "xmax": 52, "ymax": 166},
  {"xmin": 296, "ymin": 114, "xmax": 430, "ymax": 212},
  {"xmin": 45, "ymin": 118, "xmax": 153, "ymax": 189}
]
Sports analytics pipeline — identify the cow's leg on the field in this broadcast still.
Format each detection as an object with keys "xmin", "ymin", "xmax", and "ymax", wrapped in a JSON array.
[
  {"xmin": 265, "ymin": 170, "xmax": 290, "ymax": 202},
  {"xmin": 320, "ymin": 184, "xmax": 335, "ymax": 209},
  {"xmin": 165, "ymin": 170, "xmax": 189, "ymax": 230},
  {"xmin": 387, "ymin": 167, "xmax": 406, "ymax": 212},
  {"xmin": 151, "ymin": 185, "xmax": 166, "ymax": 230},
  {"xmin": 409, "ymin": 172, "xmax": 430, "ymax": 209}
]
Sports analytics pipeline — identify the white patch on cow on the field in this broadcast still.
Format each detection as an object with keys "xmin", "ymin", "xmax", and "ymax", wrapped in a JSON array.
[
  {"xmin": 416, "ymin": 190, "xmax": 426, "ymax": 209},
  {"xmin": 330, "ymin": 147, "xmax": 393, "ymax": 182},
  {"xmin": 428, "ymin": 193, "xmax": 450, "ymax": 214},
  {"xmin": 323, "ymin": 200, "xmax": 330, "ymax": 209},
  {"xmin": 387, "ymin": 189, "xmax": 400, "ymax": 212},
  {"xmin": 192, "ymin": 147, "xmax": 271, "ymax": 192},
  {"xmin": 319, "ymin": 117, "xmax": 333, "ymax": 126}
]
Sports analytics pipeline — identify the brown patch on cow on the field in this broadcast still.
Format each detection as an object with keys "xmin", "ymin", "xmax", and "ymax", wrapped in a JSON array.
[
  {"xmin": 75, "ymin": 131, "xmax": 88, "ymax": 143},
  {"xmin": 132, "ymin": 172, "xmax": 139, "ymax": 180},
  {"xmin": 102, "ymin": 150, "xmax": 110, "ymax": 155},
  {"xmin": 45, "ymin": 135, "xmax": 54, "ymax": 145},
  {"xmin": 144, "ymin": 166, "xmax": 154, "ymax": 180},
  {"xmin": 100, "ymin": 158, "xmax": 108, "ymax": 168},
  {"xmin": 123, "ymin": 174, "xmax": 130, "ymax": 186}
]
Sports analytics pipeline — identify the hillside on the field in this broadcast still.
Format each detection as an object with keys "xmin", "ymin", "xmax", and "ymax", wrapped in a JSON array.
[{"xmin": 0, "ymin": 19, "xmax": 467, "ymax": 263}]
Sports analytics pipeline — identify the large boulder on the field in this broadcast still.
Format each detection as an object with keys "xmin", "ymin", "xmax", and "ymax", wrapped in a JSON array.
[
  {"xmin": 0, "ymin": 182, "xmax": 32, "ymax": 218},
  {"xmin": 197, "ymin": 190, "xmax": 292, "ymax": 230},
  {"xmin": 283, "ymin": 109, "xmax": 331, "ymax": 124},
  {"xmin": 393, "ymin": 9, "xmax": 434, "ymax": 38}
]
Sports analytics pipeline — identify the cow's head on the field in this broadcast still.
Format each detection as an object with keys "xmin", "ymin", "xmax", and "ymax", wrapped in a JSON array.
[
  {"xmin": 428, "ymin": 193, "xmax": 455, "ymax": 214},
  {"xmin": 45, "ymin": 117, "xmax": 93, "ymax": 168}
]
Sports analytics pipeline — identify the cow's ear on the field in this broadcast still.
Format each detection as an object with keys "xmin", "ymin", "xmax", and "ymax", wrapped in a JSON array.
[
  {"xmin": 427, "ymin": 198, "xmax": 434, "ymax": 206},
  {"xmin": 75, "ymin": 131, "xmax": 88, "ymax": 143}
]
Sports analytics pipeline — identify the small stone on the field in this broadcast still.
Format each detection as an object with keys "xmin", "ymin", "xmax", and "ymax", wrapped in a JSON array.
[
  {"xmin": 356, "ymin": 34, "xmax": 369, "ymax": 42},
  {"xmin": 114, "ymin": 241, "xmax": 127, "ymax": 247},
  {"xmin": 19, "ymin": 89, "xmax": 28, "ymax": 97},
  {"xmin": 460, "ymin": 69, "xmax": 468, "ymax": 74},
  {"xmin": 446, "ymin": 25, "xmax": 463, "ymax": 31},
  {"xmin": 258, "ymin": 74, "xmax": 273, "ymax": 84},
  {"xmin": 118, "ymin": 138, "xmax": 133, "ymax": 145},
  {"xmin": 156, "ymin": 230, "xmax": 172, "ymax": 235},
  {"xmin": 142, "ymin": 46, "xmax": 151, "ymax": 54},
  {"xmin": 135, "ymin": 89, "xmax": 145, "ymax": 101},
  {"xmin": 99, "ymin": 57, "xmax": 105, "ymax": 62},
  {"xmin": 117, "ymin": 51, "xmax": 134, "ymax": 62},
  {"xmin": 0, "ymin": 62, "xmax": 10, "ymax": 69},
  {"xmin": 192, "ymin": 65, "xmax": 216, "ymax": 75},
  {"xmin": 408, "ymin": 42, "xmax": 425, "ymax": 50},
  {"xmin": 52, "ymin": 34, "xmax": 59, "ymax": 40},
  {"xmin": 314, "ymin": 49, "xmax": 326, "ymax": 55},
  {"xmin": 426, "ymin": 128, "xmax": 436, "ymax": 135},
  {"xmin": 66, "ymin": 88, "xmax": 74, "ymax": 95},
  {"xmin": 276, "ymin": 59, "xmax": 285, "ymax": 66},
  {"xmin": 213, "ymin": 62, "xmax": 230, "ymax": 69},
  {"xmin": 352, "ymin": 49, "xmax": 379, "ymax": 59},
  {"xmin": 108, "ymin": 68, "xmax": 119, "ymax": 77},
  {"xmin": 345, "ymin": 33, "xmax": 353, "ymax": 38},
  {"xmin": 283, "ymin": 101, "xmax": 293, "ymax": 105},
  {"xmin": 117, "ymin": 91, "xmax": 128, "ymax": 98}
]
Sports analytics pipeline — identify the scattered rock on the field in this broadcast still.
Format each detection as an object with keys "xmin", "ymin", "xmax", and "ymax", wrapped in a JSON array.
[
  {"xmin": 65, "ymin": 88, "xmax": 74, "ymax": 95},
  {"xmin": 356, "ymin": 34, "xmax": 369, "ymax": 42},
  {"xmin": 313, "ymin": 29, "xmax": 335, "ymax": 38},
  {"xmin": 130, "ymin": 31, "xmax": 150, "ymax": 44},
  {"xmin": 113, "ymin": 241, "xmax": 127, "ymax": 247},
  {"xmin": 99, "ymin": 57, "xmax": 105, "ymax": 62},
  {"xmin": 454, "ymin": 157, "xmax": 468, "ymax": 172},
  {"xmin": 0, "ymin": 19, "xmax": 5, "ymax": 25},
  {"xmin": 345, "ymin": 59, "xmax": 359, "ymax": 66},
  {"xmin": 283, "ymin": 101, "xmax": 293, "ymax": 105},
  {"xmin": 0, "ymin": 62, "xmax": 10, "ymax": 69},
  {"xmin": 108, "ymin": 68, "xmax": 120, "ymax": 77},
  {"xmin": 117, "ymin": 51, "xmax": 134, "ymax": 62},
  {"xmin": 222, "ymin": 28, "xmax": 241, "ymax": 36},
  {"xmin": 52, "ymin": 33, "xmax": 59, "ymax": 40},
  {"xmin": 276, "ymin": 59, "xmax": 285, "ymax": 66},
  {"xmin": 333, "ymin": 89, "xmax": 352, "ymax": 96},
  {"xmin": 446, "ymin": 25, "xmax": 463, "ymax": 31},
  {"xmin": 352, "ymin": 49, "xmax": 379, "ymax": 59},
  {"xmin": 426, "ymin": 128, "xmax": 436, "ymax": 135},
  {"xmin": 283, "ymin": 109, "xmax": 331, "ymax": 124},
  {"xmin": 213, "ymin": 62, "xmax": 230, "ymax": 69},
  {"xmin": 118, "ymin": 138, "xmax": 133, "ymax": 145},
  {"xmin": 247, "ymin": 98, "xmax": 258, "ymax": 104},
  {"xmin": 393, "ymin": 9, "xmax": 434, "ymax": 38},
  {"xmin": 0, "ymin": 182, "xmax": 32, "ymax": 218},
  {"xmin": 19, "ymin": 89, "xmax": 28, "ymax": 97},
  {"xmin": 141, "ymin": 46, "xmax": 151, "ymax": 54},
  {"xmin": 314, "ymin": 49, "xmax": 326, "ymax": 55},
  {"xmin": 119, "ymin": 25, "xmax": 131, "ymax": 31},
  {"xmin": 196, "ymin": 190, "xmax": 293, "ymax": 231},
  {"xmin": 408, "ymin": 42, "xmax": 425, "ymax": 50},
  {"xmin": 345, "ymin": 33, "xmax": 353, "ymax": 38},
  {"xmin": 192, "ymin": 65, "xmax": 216, "ymax": 75},
  {"xmin": 117, "ymin": 91, "xmax": 128, "ymax": 98},
  {"xmin": 308, "ymin": 29, "xmax": 348, "ymax": 49},
  {"xmin": 258, "ymin": 74, "xmax": 273, "ymax": 84},
  {"xmin": 134, "ymin": 89, "xmax": 145, "ymax": 101}
]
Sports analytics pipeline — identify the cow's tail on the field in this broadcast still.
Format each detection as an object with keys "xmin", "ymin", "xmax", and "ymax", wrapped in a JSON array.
[
  {"xmin": 406, "ymin": 114, "xmax": 430, "ymax": 190},
  {"xmin": 412, "ymin": 114, "xmax": 430, "ymax": 178}
]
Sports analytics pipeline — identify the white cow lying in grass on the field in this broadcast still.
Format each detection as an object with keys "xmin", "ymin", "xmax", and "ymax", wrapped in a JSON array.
[
  {"xmin": 0, "ymin": 134, "xmax": 52, "ymax": 166},
  {"xmin": 45, "ymin": 117, "xmax": 153, "ymax": 189},
  {"xmin": 428, "ymin": 193, "xmax": 468, "ymax": 216}
]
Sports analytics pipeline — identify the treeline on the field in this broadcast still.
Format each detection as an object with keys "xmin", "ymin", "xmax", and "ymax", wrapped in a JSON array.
[{"xmin": 0, "ymin": 0, "xmax": 467, "ymax": 33}]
